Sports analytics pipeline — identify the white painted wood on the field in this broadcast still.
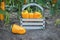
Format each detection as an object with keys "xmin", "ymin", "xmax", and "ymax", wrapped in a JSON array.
[
  {"xmin": 22, "ymin": 23, "xmax": 43, "ymax": 25},
  {"xmin": 22, "ymin": 19, "xmax": 44, "ymax": 21},
  {"xmin": 20, "ymin": 18, "xmax": 45, "ymax": 29},
  {"xmin": 23, "ymin": 27, "xmax": 44, "ymax": 29}
]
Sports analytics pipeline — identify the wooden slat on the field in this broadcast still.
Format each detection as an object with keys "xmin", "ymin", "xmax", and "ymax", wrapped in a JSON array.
[
  {"xmin": 23, "ymin": 27, "xmax": 44, "ymax": 29},
  {"xmin": 21, "ymin": 23, "xmax": 43, "ymax": 25},
  {"xmin": 22, "ymin": 19, "xmax": 44, "ymax": 21}
]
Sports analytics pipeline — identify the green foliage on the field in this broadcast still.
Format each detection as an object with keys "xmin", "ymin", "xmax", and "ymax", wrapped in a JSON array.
[
  {"xmin": 57, "ymin": 0, "xmax": 60, "ymax": 8},
  {"xmin": 0, "ymin": 9, "xmax": 5, "ymax": 14},
  {"xmin": 0, "ymin": 9, "xmax": 10, "ymax": 24},
  {"xmin": 6, "ymin": 0, "xmax": 10, "ymax": 5},
  {"xmin": 5, "ymin": 12, "xmax": 10, "ymax": 24},
  {"xmin": 37, "ymin": 0, "xmax": 47, "ymax": 7},
  {"xmin": 0, "ymin": 0, "xmax": 2, "ymax": 2}
]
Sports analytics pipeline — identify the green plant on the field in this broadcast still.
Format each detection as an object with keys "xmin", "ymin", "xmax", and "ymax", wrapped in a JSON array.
[{"xmin": 5, "ymin": 12, "xmax": 10, "ymax": 24}]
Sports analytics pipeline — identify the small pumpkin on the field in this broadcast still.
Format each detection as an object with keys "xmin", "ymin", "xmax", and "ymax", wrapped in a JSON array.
[
  {"xmin": 22, "ymin": 10, "xmax": 29, "ymax": 18},
  {"xmin": 12, "ymin": 24, "xmax": 26, "ymax": 35},
  {"xmin": 24, "ymin": 0, "xmax": 27, "ymax": 4},
  {"xmin": 34, "ymin": 12, "xmax": 43, "ymax": 18},
  {"xmin": 1, "ymin": 2, "xmax": 5, "ymax": 10},
  {"xmin": 52, "ymin": 0, "xmax": 57, "ymax": 4},
  {"xmin": 29, "ymin": 13, "xmax": 33, "ymax": 18},
  {"xmin": 0, "ymin": 14, "xmax": 4, "ymax": 21}
]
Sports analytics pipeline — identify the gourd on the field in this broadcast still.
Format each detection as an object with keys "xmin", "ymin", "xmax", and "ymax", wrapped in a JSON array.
[
  {"xmin": 29, "ymin": 13, "xmax": 33, "ymax": 18},
  {"xmin": 24, "ymin": 0, "xmax": 27, "ymax": 4},
  {"xmin": 34, "ymin": 12, "xmax": 42, "ymax": 18},
  {"xmin": 12, "ymin": 24, "xmax": 26, "ymax": 35},
  {"xmin": 0, "ymin": 14, "xmax": 4, "ymax": 21},
  {"xmin": 1, "ymin": 1, "xmax": 5, "ymax": 10},
  {"xmin": 52, "ymin": 0, "xmax": 57, "ymax": 4},
  {"xmin": 22, "ymin": 10, "xmax": 29, "ymax": 18}
]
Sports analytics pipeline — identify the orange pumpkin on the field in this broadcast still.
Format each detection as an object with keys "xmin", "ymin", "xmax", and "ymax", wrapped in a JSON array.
[
  {"xmin": 52, "ymin": 0, "xmax": 57, "ymax": 4},
  {"xmin": 12, "ymin": 24, "xmax": 26, "ymax": 35},
  {"xmin": 1, "ymin": 2, "xmax": 5, "ymax": 10},
  {"xmin": 24, "ymin": 0, "xmax": 27, "ymax": 4},
  {"xmin": 22, "ymin": 10, "xmax": 29, "ymax": 18},
  {"xmin": 0, "ymin": 14, "xmax": 4, "ymax": 21},
  {"xmin": 29, "ymin": 13, "xmax": 33, "ymax": 18},
  {"xmin": 34, "ymin": 12, "xmax": 42, "ymax": 18}
]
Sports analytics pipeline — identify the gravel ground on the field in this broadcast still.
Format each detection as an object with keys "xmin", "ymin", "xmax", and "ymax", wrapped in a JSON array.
[{"xmin": 0, "ymin": 11, "xmax": 60, "ymax": 40}]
